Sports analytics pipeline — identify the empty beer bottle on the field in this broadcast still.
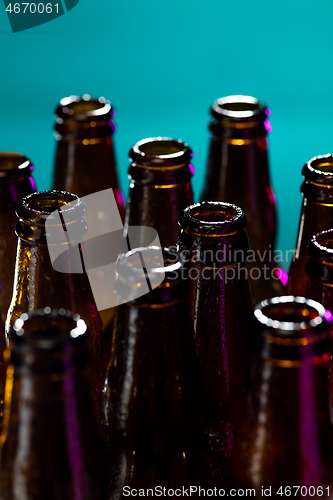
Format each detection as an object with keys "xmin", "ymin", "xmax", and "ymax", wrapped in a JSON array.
[
  {"xmin": 177, "ymin": 201, "xmax": 253, "ymax": 486},
  {"xmin": 0, "ymin": 310, "xmax": 107, "ymax": 500},
  {"xmin": 5, "ymin": 190, "xmax": 105, "ymax": 409},
  {"xmin": 231, "ymin": 297, "xmax": 333, "ymax": 496},
  {"xmin": 104, "ymin": 247, "xmax": 214, "ymax": 494},
  {"xmin": 288, "ymin": 154, "xmax": 333, "ymax": 296},
  {"xmin": 305, "ymin": 229, "xmax": 333, "ymax": 422},
  {"xmin": 201, "ymin": 95, "xmax": 284, "ymax": 304},
  {"xmin": 0, "ymin": 152, "xmax": 36, "ymax": 320},
  {"xmin": 125, "ymin": 137, "xmax": 194, "ymax": 248}
]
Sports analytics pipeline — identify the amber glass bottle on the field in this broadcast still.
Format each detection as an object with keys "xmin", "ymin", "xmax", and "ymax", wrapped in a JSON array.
[
  {"xmin": 52, "ymin": 95, "xmax": 125, "ymax": 332},
  {"xmin": 288, "ymin": 154, "xmax": 333, "ymax": 296},
  {"xmin": 305, "ymin": 229, "xmax": 333, "ymax": 422},
  {"xmin": 201, "ymin": 95, "xmax": 283, "ymax": 304},
  {"xmin": 231, "ymin": 297, "xmax": 333, "ymax": 495},
  {"xmin": 0, "ymin": 152, "xmax": 36, "ymax": 320},
  {"xmin": 104, "ymin": 247, "xmax": 214, "ymax": 494},
  {"xmin": 177, "ymin": 201, "xmax": 253, "ymax": 486},
  {"xmin": 5, "ymin": 190, "xmax": 105, "ymax": 406},
  {"xmin": 0, "ymin": 310, "xmax": 107, "ymax": 500},
  {"xmin": 0, "ymin": 313, "xmax": 6, "ymax": 435},
  {"xmin": 125, "ymin": 137, "xmax": 194, "ymax": 248}
]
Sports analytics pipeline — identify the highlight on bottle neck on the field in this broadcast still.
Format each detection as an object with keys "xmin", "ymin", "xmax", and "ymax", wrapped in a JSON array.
[
  {"xmin": 254, "ymin": 296, "xmax": 332, "ymax": 366},
  {"xmin": 115, "ymin": 246, "xmax": 188, "ymax": 304},
  {"xmin": 15, "ymin": 190, "xmax": 87, "ymax": 245},
  {"xmin": 306, "ymin": 229, "xmax": 333, "ymax": 284},
  {"xmin": 0, "ymin": 152, "xmax": 34, "ymax": 182},
  {"xmin": 209, "ymin": 95, "xmax": 271, "ymax": 138},
  {"xmin": 54, "ymin": 94, "xmax": 116, "ymax": 140},
  {"xmin": 128, "ymin": 137, "xmax": 194, "ymax": 185},
  {"xmin": 9, "ymin": 308, "xmax": 89, "ymax": 372}
]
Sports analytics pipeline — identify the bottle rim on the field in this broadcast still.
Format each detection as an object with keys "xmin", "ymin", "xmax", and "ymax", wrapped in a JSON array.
[
  {"xmin": 211, "ymin": 95, "xmax": 269, "ymax": 122},
  {"xmin": 302, "ymin": 154, "xmax": 333, "ymax": 186},
  {"xmin": 11, "ymin": 308, "xmax": 87, "ymax": 348},
  {"xmin": 178, "ymin": 201, "xmax": 247, "ymax": 237},
  {"xmin": 0, "ymin": 152, "xmax": 34, "ymax": 180},
  {"xmin": 129, "ymin": 137, "xmax": 193, "ymax": 168},
  {"xmin": 55, "ymin": 94, "xmax": 113, "ymax": 122},
  {"xmin": 254, "ymin": 296, "xmax": 331, "ymax": 336}
]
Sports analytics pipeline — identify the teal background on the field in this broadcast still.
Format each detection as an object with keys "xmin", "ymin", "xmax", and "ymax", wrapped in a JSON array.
[{"xmin": 1, "ymin": 0, "xmax": 333, "ymax": 270}]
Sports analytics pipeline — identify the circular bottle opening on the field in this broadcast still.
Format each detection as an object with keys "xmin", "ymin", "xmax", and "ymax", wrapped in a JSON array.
[
  {"xmin": 255, "ymin": 296, "xmax": 328, "ymax": 334},
  {"xmin": 56, "ymin": 95, "xmax": 111, "ymax": 120},
  {"xmin": 306, "ymin": 155, "xmax": 333, "ymax": 176},
  {"xmin": 212, "ymin": 95, "xmax": 267, "ymax": 120},
  {"xmin": 22, "ymin": 190, "xmax": 79, "ymax": 214},
  {"xmin": 0, "ymin": 152, "xmax": 33, "ymax": 178},
  {"xmin": 178, "ymin": 201, "xmax": 247, "ymax": 236},
  {"xmin": 130, "ymin": 137, "xmax": 192, "ymax": 167},
  {"xmin": 308, "ymin": 229, "xmax": 333, "ymax": 262}
]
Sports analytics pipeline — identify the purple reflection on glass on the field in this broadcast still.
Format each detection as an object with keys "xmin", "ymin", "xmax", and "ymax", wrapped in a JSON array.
[
  {"xmin": 264, "ymin": 120, "xmax": 272, "ymax": 133},
  {"xmin": 265, "ymin": 108, "xmax": 271, "ymax": 117},
  {"xmin": 275, "ymin": 268, "xmax": 288, "ymax": 287},
  {"xmin": 188, "ymin": 163, "xmax": 195, "ymax": 176},
  {"xmin": 324, "ymin": 309, "xmax": 333, "ymax": 323}
]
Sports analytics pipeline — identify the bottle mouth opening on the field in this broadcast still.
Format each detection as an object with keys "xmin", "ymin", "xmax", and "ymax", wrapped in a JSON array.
[
  {"xmin": 213, "ymin": 95, "xmax": 266, "ymax": 119},
  {"xmin": 12, "ymin": 309, "xmax": 87, "ymax": 347},
  {"xmin": 0, "ymin": 152, "xmax": 33, "ymax": 177},
  {"xmin": 178, "ymin": 201, "xmax": 247, "ymax": 236},
  {"xmin": 57, "ymin": 95, "xmax": 111, "ymax": 120},
  {"xmin": 307, "ymin": 155, "xmax": 333, "ymax": 175},
  {"xmin": 255, "ymin": 296, "xmax": 329, "ymax": 333},
  {"xmin": 308, "ymin": 229, "xmax": 333, "ymax": 259},
  {"xmin": 130, "ymin": 137, "xmax": 193, "ymax": 167}
]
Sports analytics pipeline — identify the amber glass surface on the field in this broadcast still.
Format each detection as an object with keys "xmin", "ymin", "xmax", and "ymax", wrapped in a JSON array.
[
  {"xmin": 288, "ymin": 154, "xmax": 333, "ymax": 296},
  {"xmin": 231, "ymin": 297, "xmax": 333, "ymax": 496},
  {"xmin": 0, "ymin": 153, "xmax": 36, "ymax": 321},
  {"xmin": 0, "ymin": 310, "xmax": 107, "ymax": 500},
  {"xmin": 177, "ymin": 201, "xmax": 253, "ymax": 487},
  {"xmin": 104, "ymin": 248, "xmax": 215, "ymax": 495},
  {"xmin": 201, "ymin": 95, "xmax": 283, "ymax": 304},
  {"xmin": 124, "ymin": 137, "xmax": 194, "ymax": 248},
  {"xmin": 0, "ymin": 313, "xmax": 6, "ymax": 435},
  {"xmin": 52, "ymin": 95, "xmax": 125, "ymax": 331},
  {"xmin": 5, "ymin": 191, "xmax": 105, "ymax": 416}
]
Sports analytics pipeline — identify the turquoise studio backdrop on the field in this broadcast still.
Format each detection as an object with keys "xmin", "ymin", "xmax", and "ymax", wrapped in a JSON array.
[{"xmin": 0, "ymin": 0, "xmax": 332, "ymax": 270}]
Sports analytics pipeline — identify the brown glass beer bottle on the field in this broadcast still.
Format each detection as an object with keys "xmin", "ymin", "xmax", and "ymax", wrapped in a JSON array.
[
  {"xmin": 201, "ymin": 95, "xmax": 284, "ymax": 304},
  {"xmin": 305, "ymin": 229, "xmax": 333, "ymax": 422},
  {"xmin": 177, "ymin": 201, "xmax": 253, "ymax": 486},
  {"xmin": 231, "ymin": 296, "xmax": 333, "ymax": 496},
  {"xmin": 52, "ymin": 95, "xmax": 125, "ymax": 332},
  {"xmin": 5, "ymin": 190, "xmax": 105, "ymax": 407},
  {"xmin": 288, "ymin": 154, "xmax": 333, "ymax": 296},
  {"xmin": 104, "ymin": 247, "xmax": 215, "ymax": 495},
  {"xmin": 0, "ymin": 153, "xmax": 36, "ymax": 320},
  {"xmin": 125, "ymin": 137, "xmax": 194, "ymax": 248},
  {"xmin": 0, "ymin": 310, "xmax": 107, "ymax": 500}
]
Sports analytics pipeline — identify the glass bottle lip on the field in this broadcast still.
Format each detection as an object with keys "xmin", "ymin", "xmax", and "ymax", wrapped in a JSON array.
[
  {"xmin": 302, "ymin": 154, "xmax": 333, "ymax": 185},
  {"xmin": 11, "ymin": 308, "xmax": 87, "ymax": 347},
  {"xmin": 129, "ymin": 137, "xmax": 193, "ymax": 168},
  {"xmin": 211, "ymin": 95, "xmax": 268, "ymax": 122},
  {"xmin": 55, "ymin": 95, "xmax": 113, "ymax": 122},
  {"xmin": 17, "ymin": 190, "xmax": 85, "ymax": 223},
  {"xmin": 254, "ymin": 296, "xmax": 332, "ymax": 336},
  {"xmin": 308, "ymin": 229, "xmax": 333, "ymax": 262},
  {"xmin": 0, "ymin": 152, "xmax": 34, "ymax": 180},
  {"xmin": 178, "ymin": 201, "xmax": 247, "ymax": 237}
]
